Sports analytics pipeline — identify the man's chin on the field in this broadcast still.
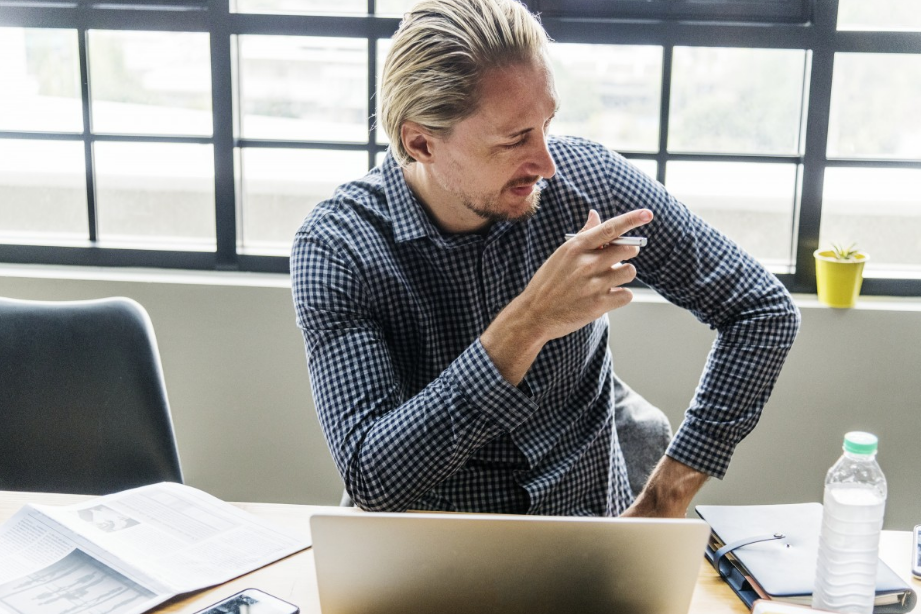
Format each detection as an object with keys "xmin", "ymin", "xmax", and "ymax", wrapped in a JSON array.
[
  {"xmin": 508, "ymin": 189, "xmax": 541, "ymax": 221},
  {"xmin": 468, "ymin": 189, "xmax": 541, "ymax": 224}
]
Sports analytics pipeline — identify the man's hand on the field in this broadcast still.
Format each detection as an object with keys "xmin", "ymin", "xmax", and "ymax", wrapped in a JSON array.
[
  {"xmin": 517, "ymin": 208, "xmax": 652, "ymax": 342},
  {"xmin": 481, "ymin": 208, "xmax": 653, "ymax": 385},
  {"xmin": 620, "ymin": 456, "xmax": 709, "ymax": 518}
]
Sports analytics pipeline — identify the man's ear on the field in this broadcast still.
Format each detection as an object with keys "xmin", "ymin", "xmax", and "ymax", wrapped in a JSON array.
[{"xmin": 401, "ymin": 121, "xmax": 436, "ymax": 164}]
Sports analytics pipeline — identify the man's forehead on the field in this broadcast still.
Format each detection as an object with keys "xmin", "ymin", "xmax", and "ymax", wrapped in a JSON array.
[{"xmin": 473, "ymin": 61, "xmax": 559, "ymax": 137}]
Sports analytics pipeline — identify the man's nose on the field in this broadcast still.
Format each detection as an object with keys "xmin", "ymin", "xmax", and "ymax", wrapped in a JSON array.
[{"xmin": 530, "ymin": 135, "xmax": 556, "ymax": 179}]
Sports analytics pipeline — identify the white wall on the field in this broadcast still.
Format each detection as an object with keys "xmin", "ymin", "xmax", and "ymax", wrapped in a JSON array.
[{"xmin": 1, "ymin": 267, "xmax": 919, "ymax": 529}]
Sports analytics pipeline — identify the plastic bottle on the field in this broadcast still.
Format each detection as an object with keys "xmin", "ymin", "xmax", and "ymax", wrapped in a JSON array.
[{"xmin": 812, "ymin": 431, "xmax": 887, "ymax": 614}]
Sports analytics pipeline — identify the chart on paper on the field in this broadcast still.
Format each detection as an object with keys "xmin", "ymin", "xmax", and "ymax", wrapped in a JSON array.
[{"xmin": 0, "ymin": 549, "xmax": 155, "ymax": 614}]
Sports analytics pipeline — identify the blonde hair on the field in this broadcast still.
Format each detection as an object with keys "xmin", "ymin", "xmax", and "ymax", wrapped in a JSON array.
[{"xmin": 380, "ymin": 0, "xmax": 549, "ymax": 167}]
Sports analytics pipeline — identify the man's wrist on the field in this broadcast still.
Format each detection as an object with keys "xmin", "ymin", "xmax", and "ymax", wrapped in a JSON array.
[{"xmin": 628, "ymin": 456, "xmax": 709, "ymax": 518}]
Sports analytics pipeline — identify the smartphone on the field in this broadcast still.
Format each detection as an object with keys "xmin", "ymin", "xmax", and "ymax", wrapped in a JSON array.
[
  {"xmin": 564, "ymin": 234, "xmax": 648, "ymax": 247},
  {"xmin": 913, "ymin": 524, "xmax": 921, "ymax": 579},
  {"xmin": 193, "ymin": 589, "xmax": 299, "ymax": 614}
]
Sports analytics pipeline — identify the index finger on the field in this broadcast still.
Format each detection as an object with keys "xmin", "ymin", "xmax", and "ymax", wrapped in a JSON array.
[{"xmin": 575, "ymin": 209, "xmax": 653, "ymax": 248}]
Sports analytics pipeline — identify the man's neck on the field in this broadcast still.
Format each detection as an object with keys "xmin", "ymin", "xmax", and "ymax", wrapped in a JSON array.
[{"xmin": 401, "ymin": 163, "xmax": 490, "ymax": 235}]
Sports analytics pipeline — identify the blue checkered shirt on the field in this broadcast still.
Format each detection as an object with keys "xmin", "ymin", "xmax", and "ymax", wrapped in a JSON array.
[{"xmin": 291, "ymin": 136, "xmax": 800, "ymax": 516}]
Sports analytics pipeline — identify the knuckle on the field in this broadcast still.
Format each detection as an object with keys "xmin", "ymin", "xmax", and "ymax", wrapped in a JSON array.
[
  {"xmin": 601, "ymin": 222, "xmax": 618, "ymax": 239},
  {"xmin": 575, "ymin": 259, "xmax": 594, "ymax": 278},
  {"xmin": 622, "ymin": 263, "xmax": 637, "ymax": 282}
]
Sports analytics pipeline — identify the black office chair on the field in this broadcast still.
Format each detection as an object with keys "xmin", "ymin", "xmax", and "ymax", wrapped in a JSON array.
[{"xmin": 0, "ymin": 296, "xmax": 183, "ymax": 495}]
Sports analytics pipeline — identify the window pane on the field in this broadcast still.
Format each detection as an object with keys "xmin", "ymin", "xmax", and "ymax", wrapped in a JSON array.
[
  {"xmin": 821, "ymin": 168, "xmax": 921, "ymax": 272},
  {"xmin": 549, "ymin": 43, "xmax": 662, "ymax": 153},
  {"xmin": 376, "ymin": 0, "xmax": 415, "ymax": 16},
  {"xmin": 238, "ymin": 36, "xmax": 368, "ymax": 142},
  {"xmin": 827, "ymin": 53, "xmax": 921, "ymax": 160},
  {"xmin": 0, "ymin": 139, "xmax": 87, "ymax": 243},
  {"xmin": 232, "ymin": 0, "xmax": 365, "ymax": 15},
  {"xmin": 88, "ymin": 30, "xmax": 212, "ymax": 136},
  {"xmin": 0, "ymin": 28, "xmax": 82, "ymax": 133},
  {"xmin": 669, "ymin": 47, "xmax": 806, "ymax": 155},
  {"xmin": 238, "ymin": 148, "xmax": 368, "ymax": 253},
  {"xmin": 837, "ymin": 0, "xmax": 921, "ymax": 32},
  {"xmin": 666, "ymin": 161, "xmax": 797, "ymax": 267},
  {"xmin": 94, "ymin": 142, "xmax": 215, "ymax": 249}
]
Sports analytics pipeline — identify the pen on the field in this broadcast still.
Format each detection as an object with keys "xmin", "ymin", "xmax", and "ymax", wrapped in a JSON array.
[{"xmin": 564, "ymin": 234, "xmax": 647, "ymax": 247}]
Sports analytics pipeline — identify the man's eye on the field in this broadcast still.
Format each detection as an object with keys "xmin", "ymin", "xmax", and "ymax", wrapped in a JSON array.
[{"xmin": 504, "ymin": 139, "xmax": 526, "ymax": 149}]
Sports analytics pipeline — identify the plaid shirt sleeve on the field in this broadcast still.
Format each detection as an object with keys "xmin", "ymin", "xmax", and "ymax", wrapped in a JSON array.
[
  {"xmin": 598, "ymin": 149, "xmax": 802, "ymax": 478},
  {"xmin": 291, "ymin": 233, "xmax": 540, "ymax": 512}
]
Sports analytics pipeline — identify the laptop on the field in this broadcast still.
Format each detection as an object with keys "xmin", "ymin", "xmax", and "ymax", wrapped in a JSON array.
[{"xmin": 310, "ymin": 512, "xmax": 710, "ymax": 614}]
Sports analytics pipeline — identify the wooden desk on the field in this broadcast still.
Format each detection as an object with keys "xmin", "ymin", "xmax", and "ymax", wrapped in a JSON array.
[{"xmin": 1, "ymin": 492, "xmax": 916, "ymax": 613}]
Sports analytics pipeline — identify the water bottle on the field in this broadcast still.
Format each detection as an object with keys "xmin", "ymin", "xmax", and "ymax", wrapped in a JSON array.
[{"xmin": 812, "ymin": 431, "xmax": 887, "ymax": 614}]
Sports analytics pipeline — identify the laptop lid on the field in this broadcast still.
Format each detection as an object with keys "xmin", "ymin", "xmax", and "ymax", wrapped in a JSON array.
[{"xmin": 310, "ymin": 512, "xmax": 710, "ymax": 614}]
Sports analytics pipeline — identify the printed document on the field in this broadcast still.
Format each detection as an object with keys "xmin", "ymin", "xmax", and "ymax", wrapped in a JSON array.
[{"xmin": 0, "ymin": 482, "xmax": 310, "ymax": 614}]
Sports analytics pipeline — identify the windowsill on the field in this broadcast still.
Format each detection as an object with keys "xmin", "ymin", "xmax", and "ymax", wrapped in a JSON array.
[
  {"xmin": 4, "ymin": 263, "xmax": 921, "ymax": 311},
  {"xmin": 0, "ymin": 262, "xmax": 291, "ymax": 289},
  {"xmin": 628, "ymin": 288, "xmax": 921, "ymax": 312}
]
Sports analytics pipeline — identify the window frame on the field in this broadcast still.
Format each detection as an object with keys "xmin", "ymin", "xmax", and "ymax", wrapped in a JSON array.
[
  {"xmin": 530, "ymin": 0, "xmax": 814, "ymax": 25},
  {"xmin": 1, "ymin": 0, "xmax": 920, "ymax": 296}
]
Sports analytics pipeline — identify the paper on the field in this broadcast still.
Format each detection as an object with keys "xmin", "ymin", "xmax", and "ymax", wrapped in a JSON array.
[{"xmin": 0, "ymin": 482, "xmax": 310, "ymax": 614}]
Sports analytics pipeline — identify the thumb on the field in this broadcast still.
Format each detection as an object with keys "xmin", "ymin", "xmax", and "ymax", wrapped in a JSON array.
[{"xmin": 580, "ymin": 209, "xmax": 601, "ymax": 233}]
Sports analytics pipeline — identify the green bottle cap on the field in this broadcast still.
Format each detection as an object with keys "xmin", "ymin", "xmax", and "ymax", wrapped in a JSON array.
[{"xmin": 843, "ymin": 431, "xmax": 878, "ymax": 455}]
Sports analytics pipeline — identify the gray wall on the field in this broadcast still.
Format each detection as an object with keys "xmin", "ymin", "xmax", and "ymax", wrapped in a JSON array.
[{"xmin": 1, "ymin": 267, "xmax": 919, "ymax": 529}]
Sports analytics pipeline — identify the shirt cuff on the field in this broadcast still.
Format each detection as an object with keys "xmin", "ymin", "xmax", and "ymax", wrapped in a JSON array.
[
  {"xmin": 666, "ymin": 416, "xmax": 736, "ymax": 479},
  {"xmin": 447, "ymin": 339, "xmax": 540, "ymax": 433}
]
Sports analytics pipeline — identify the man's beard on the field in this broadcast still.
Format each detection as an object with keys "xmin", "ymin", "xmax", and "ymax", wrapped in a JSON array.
[{"xmin": 460, "ymin": 180, "xmax": 543, "ymax": 224}]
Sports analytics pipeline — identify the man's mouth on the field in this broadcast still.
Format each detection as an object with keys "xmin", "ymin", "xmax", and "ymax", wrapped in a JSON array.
[
  {"xmin": 510, "ymin": 184, "xmax": 535, "ymax": 196},
  {"xmin": 507, "ymin": 177, "xmax": 541, "ymax": 196}
]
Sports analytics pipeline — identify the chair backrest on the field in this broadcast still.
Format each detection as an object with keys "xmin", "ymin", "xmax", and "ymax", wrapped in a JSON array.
[{"xmin": 0, "ymin": 296, "xmax": 183, "ymax": 494}]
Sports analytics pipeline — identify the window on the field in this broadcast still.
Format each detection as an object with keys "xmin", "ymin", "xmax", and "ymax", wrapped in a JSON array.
[
  {"xmin": 1, "ymin": 0, "xmax": 920, "ymax": 296},
  {"xmin": 0, "ymin": 28, "xmax": 82, "ymax": 133},
  {"xmin": 668, "ymin": 47, "xmax": 807, "ymax": 157},
  {"xmin": 0, "ymin": 139, "xmax": 87, "ymax": 244},
  {"xmin": 837, "ymin": 0, "xmax": 921, "ymax": 32},
  {"xmin": 548, "ymin": 43, "xmax": 662, "ymax": 153}
]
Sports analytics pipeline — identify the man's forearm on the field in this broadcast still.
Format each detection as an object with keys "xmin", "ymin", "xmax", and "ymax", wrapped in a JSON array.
[
  {"xmin": 621, "ymin": 456, "xmax": 709, "ymax": 518},
  {"xmin": 480, "ymin": 300, "xmax": 547, "ymax": 386}
]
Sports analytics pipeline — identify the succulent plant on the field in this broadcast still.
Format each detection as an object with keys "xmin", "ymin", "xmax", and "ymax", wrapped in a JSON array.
[{"xmin": 830, "ymin": 242, "xmax": 860, "ymax": 261}]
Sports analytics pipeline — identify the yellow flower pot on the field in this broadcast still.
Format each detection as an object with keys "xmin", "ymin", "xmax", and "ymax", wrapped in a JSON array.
[{"xmin": 814, "ymin": 249, "xmax": 868, "ymax": 308}]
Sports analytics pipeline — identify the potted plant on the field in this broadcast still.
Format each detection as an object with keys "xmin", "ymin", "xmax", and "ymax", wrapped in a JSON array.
[{"xmin": 814, "ymin": 242, "xmax": 868, "ymax": 308}]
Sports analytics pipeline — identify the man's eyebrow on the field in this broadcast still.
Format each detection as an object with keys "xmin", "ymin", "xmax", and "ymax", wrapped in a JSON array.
[
  {"xmin": 502, "ymin": 112, "xmax": 557, "ymax": 139},
  {"xmin": 504, "ymin": 127, "xmax": 534, "ymax": 139}
]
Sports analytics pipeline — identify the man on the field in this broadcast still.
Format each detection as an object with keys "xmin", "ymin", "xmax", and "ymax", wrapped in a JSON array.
[{"xmin": 291, "ymin": 0, "xmax": 800, "ymax": 516}]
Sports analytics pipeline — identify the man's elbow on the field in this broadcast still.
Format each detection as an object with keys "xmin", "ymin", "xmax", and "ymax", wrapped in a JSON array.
[
  {"xmin": 779, "ymin": 292, "xmax": 802, "ymax": 347},
  {"xmin": 344, "ymin": 467, "xmax": 414, "ymax": 513}
]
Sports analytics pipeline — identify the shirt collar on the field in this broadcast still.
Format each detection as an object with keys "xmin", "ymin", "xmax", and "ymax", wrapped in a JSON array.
[{"xmin": 380, "ymin": 150, "xmax": 439, "ymax": 244}]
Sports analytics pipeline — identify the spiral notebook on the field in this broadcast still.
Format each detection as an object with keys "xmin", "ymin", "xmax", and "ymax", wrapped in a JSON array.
[{"xmin": 696, "ymin": 503, "xmax": 917, "ymax": 614}]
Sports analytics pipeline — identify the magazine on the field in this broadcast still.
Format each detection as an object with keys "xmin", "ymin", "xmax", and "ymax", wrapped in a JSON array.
[{"xmin": 0, "ymin": 482, "xmax": 310, "ymax": 614}]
